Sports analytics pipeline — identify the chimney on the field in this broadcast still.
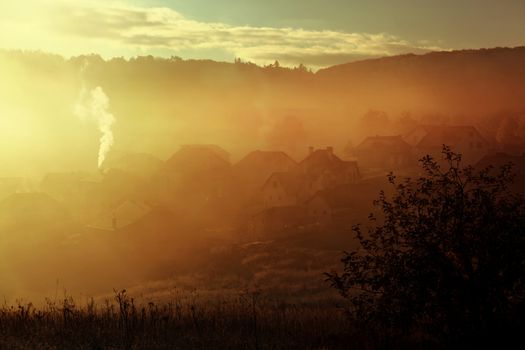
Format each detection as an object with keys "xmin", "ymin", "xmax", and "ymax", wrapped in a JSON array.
[{"xmin": 309, "ymin": 146, "xmax": 314, "ymax": 155}]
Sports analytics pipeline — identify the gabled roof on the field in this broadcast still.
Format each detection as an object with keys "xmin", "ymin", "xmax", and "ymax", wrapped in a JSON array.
[
  {"xmin": 165, "ymin": 146, "xmax": 231, "ymax": 173},
  {"xmin": 234, "ymin": 150, "xmax": 296, "ymax": 170},
  {"xmin": 412, "ymin": 125, "xmax": 488, "ymax": 148},
  {"xmin": 233, "ymin": 151, "xmax": 298, "ymax": 191},
  {"xmin": 89, "ymin": 200, "xmax": 153, "ymax": 231},
  {"xmin": 179, "ymin": 144, "xmax": 230, "ymax": 161},
  {"xmin": 260, "ymin": 148, "xmax": 361, "ymax": 197},
  {"xmin": 356, "ymin": 135, "xmax": 412, "ymax": 152},
  {"xmin": 295, "ymin": 148, "xmax": 359, "ymax": 176}
]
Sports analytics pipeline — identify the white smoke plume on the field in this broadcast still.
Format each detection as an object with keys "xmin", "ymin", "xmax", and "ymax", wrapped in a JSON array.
[{"xmin": 75, "ymin": 84, "xmax": 116, "ymax": 169}]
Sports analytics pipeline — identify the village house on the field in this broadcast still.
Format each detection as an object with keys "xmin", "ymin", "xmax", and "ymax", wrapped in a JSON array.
[
  {"xmin": 305, "ymin": 177, "xmax": 390, "ymax": 228},
  {"xmin": 249, "ymin": 147, "xmax": 362, "ymax": 239},
  {"xmin": 476, "ymin": 152, "xmax": 525, "ymax": 194},
  {"xmin": 355, "ymin": 135, "xmax": 414, "ymax": 170},
  {"xmin": 84, "ymin": 200, "xmax": 193, "ymax": 268},
  {"xmin": 295, "ymin": 147, "xmax": 360, "ymax": 184},
  {"xmin": 152, "ymin": 144, "xmax": 242, "ymax": 228},
  {"xmin": 164, "ymin": 145, "xmax": 231, "ymax": 176},
  {"xmin": 306, "ymin": 187, "xmax": 354, "ymax": 227},
  {"xmin": 92, "ymin": 168, "xmax": 149, "ymax": 212},
  {"xmin": 88, "ymin": 200, "xmax": 154, "ymax": 232},
  {"xmin": 259, "ymin": 147, "xmax": 361, "ymax": 210},
  {"xmin": 155, "ymin": 144, "xmax": 233, "ymax": 206},
  {"xmin": 233, "ymin": 150, "xmax": 297, "ymax": 197},
  {"xmin": 179, "ymin": 144, "xmax": 231, "ymax": 162},
  {"xmin": 86, "ymin": 200, "xmax": 188, "ymax": 240},
  {"xmin": 260, "ymin": 172, "xmax": 306, "ymax": 209},
  {"xmin": 292, "ymin": 146, "xmax": 360, "ymax": 199},
  {"xmin": 404, "ymin": 125, "xmax": 491, "ymax": 164}
]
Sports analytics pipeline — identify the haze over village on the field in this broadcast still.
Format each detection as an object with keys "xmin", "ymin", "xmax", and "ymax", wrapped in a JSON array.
[
  {"xmin": 1, "ymin": 47, "xmax": 525, "ymax": 300},
  {"xmin": 1, "ymin": 1, "xmax": 525, "ymax": 348}
]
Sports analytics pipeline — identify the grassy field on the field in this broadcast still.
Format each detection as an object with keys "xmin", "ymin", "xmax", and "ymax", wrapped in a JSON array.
[
  {"xmin": 0, "ymin": 233, "xmax": 451, "ymax": 349},
  {"xmin": 0, "ymin": 288, "xmax": 358, "ymax": 350}
]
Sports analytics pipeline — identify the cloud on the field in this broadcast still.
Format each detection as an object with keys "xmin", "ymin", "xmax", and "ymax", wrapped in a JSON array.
[{"xmin": 0, "ymin": 1, "xmax": 443, "ymax": 69}]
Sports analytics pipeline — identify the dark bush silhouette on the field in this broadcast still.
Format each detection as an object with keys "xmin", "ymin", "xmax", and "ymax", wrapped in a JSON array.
[{"xmin": 327, "ymin": 146, "xmax": 525, "ymax": 345}]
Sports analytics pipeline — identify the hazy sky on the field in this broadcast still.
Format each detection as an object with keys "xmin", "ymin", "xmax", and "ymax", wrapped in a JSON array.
[{"xmin": 1, "ymin": 0, "xmax": 524, "ymax": 68}]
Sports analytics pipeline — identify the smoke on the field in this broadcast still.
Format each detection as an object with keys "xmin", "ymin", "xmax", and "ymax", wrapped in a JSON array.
[{"xmin": 75, "ymin": 84, "xmax": 116, "ymax": 169}]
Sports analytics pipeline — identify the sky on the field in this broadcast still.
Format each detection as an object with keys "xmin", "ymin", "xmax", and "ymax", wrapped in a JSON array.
[{"xmin": 0, "ymin": 0, "xmax": 524, "ymax": 69}]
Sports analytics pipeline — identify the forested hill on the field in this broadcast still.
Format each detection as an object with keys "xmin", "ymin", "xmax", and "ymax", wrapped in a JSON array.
[
  {"xmin": 316, "ymin": 46, "xmax": 525, "ymax": 114},
  {"xmin": 1, "ymin": 47, "xmax": 524, "ymax": 175}
]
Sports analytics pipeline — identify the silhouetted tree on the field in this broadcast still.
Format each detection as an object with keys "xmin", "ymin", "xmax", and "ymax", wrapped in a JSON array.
[
  {"xmin": 327, "ymin": 146, "xmax": 525, "ymax": 345},
  {"xmin": 294, "ymin": 63, "xmax": 309, "ymax": 73}
]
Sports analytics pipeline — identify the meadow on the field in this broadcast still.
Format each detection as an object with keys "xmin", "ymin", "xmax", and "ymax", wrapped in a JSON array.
[{"xmin": 0, "ymin": 288, "xmax": 357, "ymax": 350}]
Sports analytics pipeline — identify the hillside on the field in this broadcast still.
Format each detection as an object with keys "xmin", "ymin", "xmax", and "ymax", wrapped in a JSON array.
[
  {"xmin": 1, "ymin": 47, "xmax": 525, "ymax": 175},
  {"xmin": 317, "ymin": 47, "xmax": 525, "ymax": 114}
]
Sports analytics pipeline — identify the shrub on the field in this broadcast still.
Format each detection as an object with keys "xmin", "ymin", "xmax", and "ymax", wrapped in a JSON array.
[{"xmin": 326, "ymin": 146, "xmax": 525, "ymax": 344}]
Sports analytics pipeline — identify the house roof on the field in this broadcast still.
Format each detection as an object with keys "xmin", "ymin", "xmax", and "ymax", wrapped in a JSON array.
[
  {"xmin": 179, "ymin": 144, "xmax": 230, "ymax": 161},
  {"xmin": 356, "ymin": 135, "xmax": 412, "ymax": 153},
  {"xmin": 260, "ymin": 148, "xmax": 361, "ymax": 197},
  {"xmin": 413, "ymin": 125, "xmax": 488, "ymax": 148},
  {"xmin": 234, "ymin": 150, "xmax": 296, "ymax": 170},
  {"xmin": 295, "ymin": 148, "xmax": 359, "ymax": 176},
  {"xmin": 233, "ymin": 151, "xmax": 298, "ymax": 191},
  {"xmin": 88, "ymin": 200, "xmax": 153, "ymax": 231},
  {"xmin": 165, "ymin": 146, "xmax": 231, "ymax": 173}
]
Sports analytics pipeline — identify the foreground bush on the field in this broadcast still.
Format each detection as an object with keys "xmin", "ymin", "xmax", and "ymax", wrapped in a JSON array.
[{"xmin": 327, "ymin": 147, "xmax": 525, "ymax": 346}]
